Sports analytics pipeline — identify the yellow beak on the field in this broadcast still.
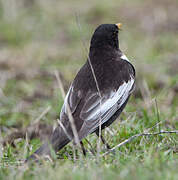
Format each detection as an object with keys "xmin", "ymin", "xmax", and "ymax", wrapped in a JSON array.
[{"xmin": 116, "ymin": 23, "xmax": 122, "ymax": 30}]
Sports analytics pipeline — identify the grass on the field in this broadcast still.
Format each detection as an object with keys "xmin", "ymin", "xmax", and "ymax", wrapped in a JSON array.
[{"xmin": 0, "ymin": 0, "xmax": 178, "ymax": 179}]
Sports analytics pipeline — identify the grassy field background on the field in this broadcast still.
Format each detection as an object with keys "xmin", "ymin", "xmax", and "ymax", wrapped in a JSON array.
[{"xmin": 0, "ymin": 0, "xmax": 177, "ymax": 179}]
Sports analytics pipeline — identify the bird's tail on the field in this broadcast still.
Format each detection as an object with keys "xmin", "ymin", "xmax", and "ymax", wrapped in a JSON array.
[{"xmin": 26, "ymin": 125, "xmax": 71, "ymax": 162}]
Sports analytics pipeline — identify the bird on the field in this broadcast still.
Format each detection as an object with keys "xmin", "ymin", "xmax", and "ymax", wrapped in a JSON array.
[{"xmin": 27, "ymin": 23, "xmax": 135, "ymax": 161}]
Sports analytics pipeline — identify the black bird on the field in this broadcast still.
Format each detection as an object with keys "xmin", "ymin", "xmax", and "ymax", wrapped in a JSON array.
[{"xmin": 28, "ymin": 23, "xmax": 135, "ymax": 160}]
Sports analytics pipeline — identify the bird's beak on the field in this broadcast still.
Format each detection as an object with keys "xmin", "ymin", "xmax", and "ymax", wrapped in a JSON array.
[{"xmin": 116, "ymin": 23, "xmax": 122, "ymax": 30}]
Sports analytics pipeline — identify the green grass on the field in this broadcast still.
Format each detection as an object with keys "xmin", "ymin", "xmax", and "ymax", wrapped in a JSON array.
[{"xmin": 0, "ymin": 0, "xmax": 177, "ymax": 179}]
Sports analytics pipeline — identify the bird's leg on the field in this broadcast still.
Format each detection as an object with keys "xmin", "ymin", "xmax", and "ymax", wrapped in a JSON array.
[
  {"xmin": 96, "ymin": 131, "xmax": 111, "ymax": 150},
  {"xmin": 85, "ymin": 138, "xmax": 96, "ymax": 155},
  {"xmin": 80, "ymin": 141, "xmax": 86, "ymax": 156}
]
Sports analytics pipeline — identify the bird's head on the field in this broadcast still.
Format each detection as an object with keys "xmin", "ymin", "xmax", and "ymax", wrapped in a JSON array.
[{"xmin": 90, "ymin": 23, "xmax": 122, "ymax": 50}]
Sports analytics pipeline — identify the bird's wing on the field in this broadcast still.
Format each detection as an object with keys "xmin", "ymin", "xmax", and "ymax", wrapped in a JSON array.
[
  {"xmin": 60, "ymin": 73, "xmax": 135, "ymax": 141},
  {"xmin": 78, "ymin": 75, "xmax": 135, "ymax": 139},
  {"xmin": 60, "ymin": 85, "xmax": 82, "ymax": 120}
]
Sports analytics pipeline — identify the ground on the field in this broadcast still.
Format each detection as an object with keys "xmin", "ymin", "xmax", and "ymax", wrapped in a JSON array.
[{"xmin": 0, "ymin": 0, "xmax": 177, "ymax": 179}]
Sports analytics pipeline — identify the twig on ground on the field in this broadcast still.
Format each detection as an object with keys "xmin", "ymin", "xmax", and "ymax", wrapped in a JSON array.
[{"xmin": 101, "ymin": 130, "xmax": 178, "ymax": 157}]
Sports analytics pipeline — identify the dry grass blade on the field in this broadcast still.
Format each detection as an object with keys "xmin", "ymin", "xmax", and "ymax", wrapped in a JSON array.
[
  {"xmin": 0, "ymin": 129, "xmax": 3, "ymax": 158},
  {"xmin": 154, "ymin": 98, "xmax": 161, "ymax": 132},
  {"xmin": 54, "ymin": 70, "xmax": 82, "ymax": 160},
  {"xmin": 57, "ymin": 119, "xmax": 72, "ymax": 140},
  {"xmin": 54, "ymin": 70, "xmax": 80, "ymax": 145},
  {"xmin": 23, "ymin": 133, "xmax": 29, "ymax": 159},
  {"xmin": 33, "ymin": 106, "xmax": 51, "ymax": 124},
  {"xmin": 75, "ymin": 15, "xmax": 102, "ymax": 160},
  {"xmin": 87, "ymin": 55, "xmax": 102, "ymax": 160},
  {"xmin": 144, "ymin": 121, "xmax": 163, "ymax": 133}
]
